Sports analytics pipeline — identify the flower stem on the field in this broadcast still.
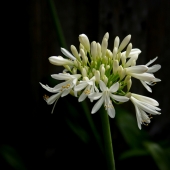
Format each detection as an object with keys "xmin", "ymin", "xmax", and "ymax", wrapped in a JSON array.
[
  {"xmin": 48, "ymin": 0, "xmax": 67, "ymax": 48},
  {"xmin": 100, "ymin": 107, "xmax": 116, "ymax": 170}
]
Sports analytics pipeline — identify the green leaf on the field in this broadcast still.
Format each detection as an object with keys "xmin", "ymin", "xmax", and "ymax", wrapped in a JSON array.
[
  {"xmin": 115, "ymin": 106, "xmax": 149, "ymax": 149},
  {"xmin": 144, "ymin": 141, "xmax": 170, "ymax": 170},
  {"xmin": 119, "ymin": 149, "xmax": 149, "ymax": 160},
  {"xmin": 0, "ymin": 145, "xmax": 27, "ymax": 170}
]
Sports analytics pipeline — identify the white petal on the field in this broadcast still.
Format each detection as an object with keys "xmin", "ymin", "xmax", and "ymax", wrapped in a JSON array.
[
  {"xmin": 91, "ymin": 96, "xmax": 105, "ymax": 114},
  {"xmin": 49, "ymin": 56, "xmax": 74, "ymax": 66},
  {"xmin": 109, "ymin": 82, "xmax": 119, "ymax": 93},
  {"xmin": 78, "ymin": 91, "xmax": 87, "ymax": 102},
  {"xmin": 46, "ymin": 92, "xmax": 61, "ymax": 105},
  {"xmin": 39, "ymin": 83, "xmax": 60, "ymax": 93},
  {"xmin": 125, "ymin": 55, "xmax": 138, "ymax": 67},
  {"xmin": 74, "ymin": 82, "xmax": 87, "ymax": 91},
  {"xmin": 88, "ymin": 92, "xmax": 103, "ymax": 100},
  {"xmin": 146, "ymin": 57, "xmax": 158, "ymax": 66},
  {"xmin": 105, "ymin": 95, "xmax": 115, "ymax": 118},
  {"xmin": 61, "ymin": 89, "xmax": 71, "ymax": 97},
  {"xmin": 126, "ymin": 65, "xmax": 148, "ymax": 74},
  {"xmin": 61, "ymin": 48, "xmax": 76, "ymax": 60},
  {"xmin": 107, "ymin": 107, "xmax": 115, "ymax": 118},
  {"xmin": 147, "ymin": 64, "xmax": 161, "ymax": 73},
  {"xmin": 152, "ymin": 78, "xmax": 161, "ymax": 82},
  {"xmin": 132, "ymin": 97, "xmax": 160, "ymax": 115},
  {"xmin": 51, "ymin": 73, "xmax": 72, "ymax": 80},
  {"xmin": 130, "ymin": 73, "xmax": 155, "ymax": 82},
  {"xmin": 131, "ymin": 93, "xmax": 159, "ymax": 106},
  {"xmin": 118, "ymin": 35, "xmax": 131, "ymax": 52},
  {"xmin": 110, "ymin": 94, "xmax": 129, "ymax": 102},
  {"xmin": 140, "ymin": 80, "xmax": 152, "ymax": 93},
  {"xmin": 140, "ymin": 109, "xmax": 151, "ymax": 123},
  {"xmin": 128, "ymin": 48, "xmax": 141, "ymax": 57},
  {"xmin": 99, "ymin": 80, "xmax": 107, "ymax": 92},
  {"xmin": 134, "ymin": 104, "xmax": 142, "ymax": 130},
  {"xmin": 52, "ymin": 80, "xmax": 70, "ymax": 90}
]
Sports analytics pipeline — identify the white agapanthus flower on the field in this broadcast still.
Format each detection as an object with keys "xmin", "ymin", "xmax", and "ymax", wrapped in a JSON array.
[
  {"xmin": 140, "ymin": 57, "xmax": 161, "ymax": 92},
  {"xmin": 88, "ymin": 81, "xmax": 129, "ymax": 118},
  {"xmin": 74, "ymin": 76, "xmax": 99, "ymax": 102},
  {"xmin": 130, "ymin": 93, "xmax": 161, "ymax": 129},
  {"xmin": 40, "ymin": 32, "xmax": 161, "ymax": 129},
  {"xmin": 40, "ymin": 73, "xmax": 81, "ymax": 113}
]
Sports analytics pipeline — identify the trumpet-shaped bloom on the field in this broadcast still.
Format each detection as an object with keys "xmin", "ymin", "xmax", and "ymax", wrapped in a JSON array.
[
  {"xmin": 140, "ymin": 57, "xmax": 161, "ymax": 92},
  {"xmin": 40, "ymin": 73, "xmax": 81, "ymax": 113},
  {"xmin": 74, "ymin": 77, "xmax": 99, "ymax": 102},
  {"xmin": 130, "ymin": 93, "xmax": 161, "ymax": 129},
  {"xmin": 40, "ymin": 32, "xmax": 161, "ymax": 130},
  {"xmin": 89, "ymin": 81, "xmax": 129, "ymax": 118}
]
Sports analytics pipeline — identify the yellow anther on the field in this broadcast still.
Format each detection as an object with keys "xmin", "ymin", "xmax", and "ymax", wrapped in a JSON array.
[
  {"xmin": 84, "ymin": 89, "xmax": 90, "ymax": 95},
  {"xmin": 43, "ymin": 94, "xmax": 49, "ymax": 100}
]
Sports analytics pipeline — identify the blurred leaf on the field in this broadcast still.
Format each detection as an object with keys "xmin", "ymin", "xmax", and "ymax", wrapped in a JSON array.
[
  {"xmin": 119, "ymin": 149, "xmax": 149, "ymax": 160},
  {"xmin": 48, "ymin": 0, "xmax": 67, "ymax": 48},
  {"xmin": 0, "ymin": 145, "xmax": 27, "ymax": 170},
  {"xmin": 115, "ymin": 106, "xmax": 149, "ymax": 149},
  {"xmin": 144, "ymin": 141, "xmax": 170, "ymax": 170}
]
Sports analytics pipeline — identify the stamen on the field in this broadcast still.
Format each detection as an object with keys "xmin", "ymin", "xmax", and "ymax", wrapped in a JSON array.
[
  {"xmin": 43, "ymin": 94, "xmax": 49, "ymax": 100},
  {"xmin": 84, "ymin": 89, "xmax": 90, "ymax": 95},
  {"xmin": 104, "ymin": 102, "xmax": 114, "ymax": 110},
  {"xmin": 62, "ymin": 84, "xmax": 71, "ymax": 89}
]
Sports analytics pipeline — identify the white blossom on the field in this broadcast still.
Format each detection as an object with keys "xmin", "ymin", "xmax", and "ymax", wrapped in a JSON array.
[{"xmin": 130, "ymin": 93, "xmax": 161, "ymax": 129}]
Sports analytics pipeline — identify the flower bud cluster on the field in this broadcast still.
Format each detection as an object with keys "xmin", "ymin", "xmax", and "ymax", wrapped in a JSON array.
[{"xmin": 40, "ymin": 32, "xmax": 161, "ymax": 129}]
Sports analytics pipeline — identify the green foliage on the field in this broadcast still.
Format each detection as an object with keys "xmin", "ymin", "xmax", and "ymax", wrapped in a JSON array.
[
  {"xmin": 115, "ymin": 106, "xmax": 170, "ymax": 170},
  {"xmin": 0, "ymin": 145, "xmax": 27, "ymax": 170}
]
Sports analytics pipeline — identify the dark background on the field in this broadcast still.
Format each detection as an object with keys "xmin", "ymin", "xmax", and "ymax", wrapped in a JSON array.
[{"xmin": 1, "ymin": 0, "xmax": 170, "ymax": 170}]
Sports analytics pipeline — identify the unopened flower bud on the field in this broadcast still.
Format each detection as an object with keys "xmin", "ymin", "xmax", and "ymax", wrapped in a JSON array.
[
  {"xmin": 114, "ymin": 36, "xmax": 120, "ymax": 49},
  {"xmin": 113, "ymin": 60, "xmax": 119, "ymax": 74},
  {"xmin": 72, "ymin": 67, "xmax": 77, "ymax": 74},
  {"xmin": 100, "ymin": 65, "xmax": 105, "ymax": 77},
  {"xmin": 91, "ymin": 41, "xmax": 97, "ymax": 59},
  {"xmin": 127, "ymin": 79, "xmax": 132, "ymax": 91},
  {"xmin": 97, "ymin": 43, "xmax": 101, "ymax": 58},
  {"xmin": 106, "ymin": 65, "xmax": 110, "ymax": 70},
  {"xmin": 112, "ymin": 47, "xmax": 118, "ymax": 60},
  {"xmin": 71, "ymin": 45, "xmax": 81, "ymax": 61},
  {"xmin": 118, "ymin": 35, "xmax": 131, "ymax": 53},
  {"xmin": 101, "ymin": 38, "xmax": 108, "ymax": 57},
  {"xmin": 126, "ymin": 43, "xmax": 132, "ymax": 57},
  {"xmin": 124, "ymin": 75, "xmax": 131, "ymax": 83},
  {"xmin": 80, "ymin": 49, "xmax": 87, "ymax": 64},
  {"xmin": 121, "ymin": 54, "xmax": 126, "ymax": 66},
  {"xmin": 81, "ymin": 68, "xmax": 87, "ymax": 77},
  {"xmin": 103, "ymin": 75, "xmax": 108, "ymax": 85},
  {"xmin": 103, "ymin": 32, "xmax": 109, "ymax": 40},
  {"xmin": 64, "ymin": 65, "xmax": 71, "ymax": 72},
  {"xmin": 79, "ymin": 34, "xmax": 90, "ymax": 52},
  {"xmin": 95, "ymin": 70, "xmax": 100, "ymax": 83}
]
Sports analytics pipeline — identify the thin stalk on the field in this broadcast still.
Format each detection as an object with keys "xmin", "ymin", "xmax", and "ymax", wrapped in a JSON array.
[
  {"xmin": 48, "ymin": 0, "xmax": 103, "ymax": 153},
  {"xmin": 48, "ymin": 0, "xmax": 67, "ymax": 48},
  {"xmin": 100, "ymin": 107, "xmax": 116, "ymax": 170}
]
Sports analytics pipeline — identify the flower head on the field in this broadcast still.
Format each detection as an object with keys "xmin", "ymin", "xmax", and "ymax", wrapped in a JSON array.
[{"xmin": 40, "ymin": 32, "xmax": 161, "ymax": 129}]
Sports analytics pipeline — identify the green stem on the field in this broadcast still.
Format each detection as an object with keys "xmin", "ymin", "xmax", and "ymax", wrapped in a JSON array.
[
  {"xmin": 48, "ymin": 0, "xmax": 67, "ymax": 48},
  {"xmin": 100, "ymin": 107, "xmax": 116, "ymax": 170}
]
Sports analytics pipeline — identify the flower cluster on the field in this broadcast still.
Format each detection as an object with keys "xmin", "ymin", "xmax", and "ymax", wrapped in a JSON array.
[{"xmin": 40, "ymin": 33, "xmax": 161, "ymax": 129}]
